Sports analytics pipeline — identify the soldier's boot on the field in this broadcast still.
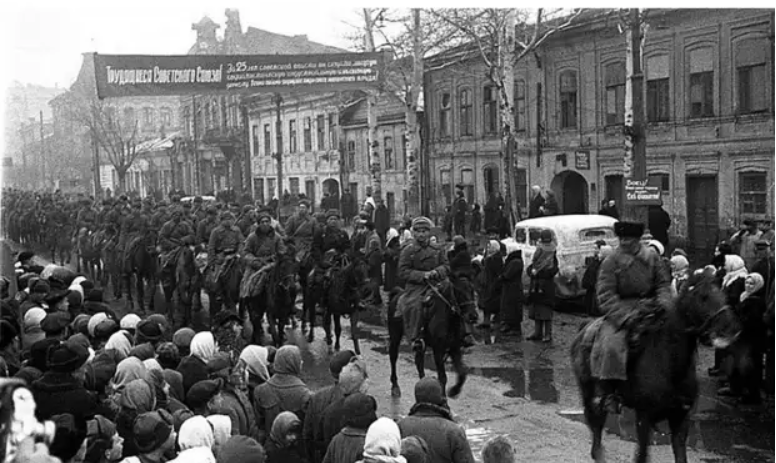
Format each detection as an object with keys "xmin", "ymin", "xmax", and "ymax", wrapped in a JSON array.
[
  {"xmin": 542, "ymin": 320, "xmax": 553, "ymax": 343},
  {"xmin": 526, "ymin": 320, "xmax": 544, "ymax": 341}
]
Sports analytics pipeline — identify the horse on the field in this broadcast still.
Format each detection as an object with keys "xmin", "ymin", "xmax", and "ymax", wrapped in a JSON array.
[
  {"xmin": 322, "ymin": 254, "xmax": 369, "ymax": 354},
  {"xmin": 570, "ymin": 273, "xmax": 737, "ymax": 463},
  {"xmin": 123, "ymin": 233, "xmax": 159, "ymax": 315},
  {"xmin": 159, "ymin": 242, "xmax": 197, "ymax": 329},
  {"xmin": 76, "ymin": 228, "xmax": 104, "ymax": 283},
  {"xmin": 262, "ymin": 239, "xmax": 300, "ymax": 347},
  {"xmin": 390, "ymin": 279, "xmax": 472, "ymax": 399}
]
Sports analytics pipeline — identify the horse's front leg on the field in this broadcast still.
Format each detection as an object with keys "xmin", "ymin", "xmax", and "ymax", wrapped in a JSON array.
[
  {"xmin": 584, "ymin": 381, "xmax": 607, "ymax": 463},
  {"xmin": 433, "ymin": 346, "xmax": 448, "ymax": 393},
  {"xmin": 333, "ymin": 313, "xmax": 342, "ymax": 351},
  {"xmin": 136, "ymin": 271, "xmax": 146, "ymax": 315},
  {"xmin": 635, "ymin": 412, "xmax": 652, "ymax": 463},
  {"xmin": 667, "ymin": 409, "xmax": 690, "ymax": 463},
  {"xmin": 447, "ymin": 346, "xmax": 467, "ymax": 398},
  {"xmin": 323, "ymin": 308, "xmax": 333, "ymax": 346},
  {"xmin": 388, "ymin": 315, "xmax": 403, "ymax": 397},
  {"xmin": 350, "ymin": 309, "xmax": 361, "ymax": 355}
]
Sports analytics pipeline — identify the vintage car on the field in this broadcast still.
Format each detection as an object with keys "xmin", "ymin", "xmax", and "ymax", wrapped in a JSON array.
[
  {"xmin": 500, "ymin": 214, "xmax": 619, "ymax": 300},
  {"xmin": 180, "ymin": 195, "xmax": 217, "ymax": 203}
]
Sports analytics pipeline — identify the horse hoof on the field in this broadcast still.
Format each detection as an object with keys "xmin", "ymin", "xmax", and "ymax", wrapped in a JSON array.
[
  {"xmin": 325, "ymin": 337, "xmax": 332, "ymax": 346},
  {"xmin": 447, "ymin": 384, "xmax": 463, "ymax": 399},
  {"xmin": 391, "ymin": 385, "xmax": 401, "ymax": 398}
]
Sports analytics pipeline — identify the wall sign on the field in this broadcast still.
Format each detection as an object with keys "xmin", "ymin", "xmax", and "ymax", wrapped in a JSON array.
[
  {"xmin": 624, "ymin": 177, "xmax": 661, "ymax": 205},
  {"xmin": 575, "ymin": 150, "xmax": 590, "ymax": 170}
]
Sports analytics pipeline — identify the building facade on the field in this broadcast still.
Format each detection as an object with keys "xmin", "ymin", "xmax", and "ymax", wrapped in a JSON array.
[{"xmin": 424, "ymin": 9, "xmax": 774, "ymax": 256}]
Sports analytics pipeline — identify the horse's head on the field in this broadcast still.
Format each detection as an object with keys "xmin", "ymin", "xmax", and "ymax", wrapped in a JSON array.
[{"xmin": 677, "ymin": 272, "xmax": 740, "ymax": 347}]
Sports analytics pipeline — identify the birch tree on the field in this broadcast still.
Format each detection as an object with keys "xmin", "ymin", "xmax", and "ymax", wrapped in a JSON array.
[{"xmin": 432, "ymin": 8, "xmax": 584, "ymax": 223}]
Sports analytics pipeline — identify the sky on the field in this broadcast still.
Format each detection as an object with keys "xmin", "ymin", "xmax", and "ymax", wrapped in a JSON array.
[{"xmin": 2, "ymin": 1, "xmax": 369, "ymax": 90}]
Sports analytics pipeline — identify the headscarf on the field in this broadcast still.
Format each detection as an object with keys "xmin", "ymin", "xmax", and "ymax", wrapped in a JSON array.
[
  {"xmin": 269, "ymin": 412, "xmax": 301, "ymax": 449},
  {"xmin": 206, "ymin": 415, "xmax": 232, "ymax": 454},
  {"xmin": 670, "ymin": 255, "xmax": 690, "ymax": 280},
  {"xmin": 111, "ymin": 357, "xmax": 149, "ymax": 394},
  {"xmin": 487, "ymin": 240, "xmax": 500, "ymax": 257},
  {"xmin": 239, "ymin": 345, "xmax": 269, "ymax": 382},
  {"xmin": 722, "ymin": 255, "xmax": 748, "ymax": 288},
  {"xmin": 105, "ymin": 331, "xmax": 132, "ymax": 360},
  {"xmin": 386, "ymin": 228, "xmax": 400, "ymax": 246},
  {"xmin": 147, "ymin": 369, "xmax": 169, "ymax": 410},
  {"xmin": 362, "ymin": 417, "xmax": 407, "ymax": 463},
  {"xmin": 190, "ymin": 332, "xmax": 217, "ymax": 363},
  {"xmin": 87, "ymin": 312, "xmax": 109, "ymax": 338},
  {"xmin": 23, "ymin": 308, "xmax": 47, "ymax": 332},
  {"xmin": 741, "ymin": 272, "xmax": 765, "ymax": 302},
  {"xmin": 143, "ymin": 358, "xmax": 163, "ymax": 372},
  {"xmin": 272, "ymin": 345, "xmax": 302, "ymax": 376},
  {"xmin": 178, "ymin": 415, "xmax": 215, "ymax": 451},
  {"xmin": 647, "ymin": 239, "xmax": 665, "ymax": 256},
  {"xmin": 119, "ymin": 378, "xmax": 156, "ymax": 413}
]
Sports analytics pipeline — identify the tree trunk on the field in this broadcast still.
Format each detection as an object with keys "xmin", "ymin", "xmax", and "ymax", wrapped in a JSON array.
[
  {"xmin": 499, "ymin": 9, "xmax": 519, "ymax": 226},
  {"xmin": 115, "ymin": 167, "xmax": 127, "ymax": 195},
  {"xmin": 405, "ymin": 8, "xmax": 423, "ymax": 218},
  {"xmin": 363, "ymin": 9, "xmax": 382, "ymax": 201}
]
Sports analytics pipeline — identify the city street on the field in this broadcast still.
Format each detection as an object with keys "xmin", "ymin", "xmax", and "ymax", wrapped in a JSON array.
[{"xmin": 4, "ymin": 240, "xmax": 773, "ymax": 463}]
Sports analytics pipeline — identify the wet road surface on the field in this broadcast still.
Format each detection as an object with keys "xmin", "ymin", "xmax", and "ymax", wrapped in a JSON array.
[{"xmin": 3, "ymin": 239, "xmax": 773, "ymax": 462}]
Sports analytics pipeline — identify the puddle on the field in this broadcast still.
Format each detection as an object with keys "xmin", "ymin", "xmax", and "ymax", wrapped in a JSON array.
[{"xmin": 557, "ymin": 391, "xmax": 775, "ymax": 463}]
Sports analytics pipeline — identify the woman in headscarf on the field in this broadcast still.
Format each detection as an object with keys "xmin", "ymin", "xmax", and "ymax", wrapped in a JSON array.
[
  {"xmin": 719, "ymin": 272, "xmax": 767, "ymax": 404},
  {"xmin": 253, "ymin": 345, "xmax": 311, "ymax": 444},
  {"xmin": 323, "ymin": 393, "xmax": 378, "ymax": 463},
  {"xmin": 383, "ymin": 228, "xmax": 401, "ymax": 292},
  {"xmin": 104, "ymin": 331, "xmax": 132, "ymax": 361},
  {"xmin": 670, "ymin": 255, "xmax": 691, "ymax": 298},
  {"xmin": 240, "ymin": 345, "xmax": 270, "ymax": 393},
  {"xmin": 722, "ymin": 255, "xmax": 748, "ymax": 305},
  {"xmin": 265, "ymin": 412, "xmax": 306, "ymax": 463},
  {"xmin": 357, "ymin": 417, "xmax": 406, "ymax": 463},
  {"xmin": 169, "ymin": 415, "xmax": 216, "ymax": 463},
  {"xmin": 178, "ymin": 331, "xmax": 217, "ymax": 395},
  {"xmin": 479, "ymin": 240, "xmax": 504, "ymax": 339},
  {"xmin": 116, "ymin": 378, "xmax": 156, "ymax": 458},
  {"xmin": 206, "ymin": 414, "xmax": 232, "ymax": 459},
  {"xmin": 526, "ymin": 229, "xmax": 559, "ymax": 342},
  {"xmin": 108, "ymin": 357, "xmax": 149, "ymax": 408}
]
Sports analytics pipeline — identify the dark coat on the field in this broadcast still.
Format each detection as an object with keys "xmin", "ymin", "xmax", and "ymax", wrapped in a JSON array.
[
  {"xmin": 303, "ymin": 384, "xmax": 343, "ymax": 463},
  {"xmin": 253, "ymin": 374, "xmax": 311, "ymax": 444},
  {"xmin": 322, "ymin": 427, "xmax": 366, "ymax": 463},
  {"xmin": 528, "ymin": 194, "xmax": 545, "ymax": 219},
  {"xmin": 383, "ymin": 240, "xmax": 401, "ymax": 291},
  {"xmin": 177, "ymin": 354, "xmax": 209, "ymax": 396},
  {"xmin": 736, "ymin": 292, "xmax": 768, "ymax": 351},
  {"xmin": 723, "ymin": 277, "xmax": 746, "ymax": 307},
  {"xmin": 543, "ymin": 195, "xmax": 559, "ymax": 216},
  {"xmin": 217, "ymin": 386, "xmax": 259, "ymax": 441},
  {"xmin": 448, "ymin": 245, "xmax": 473, "ymax": 281},
  {"xmin": 397, "ymin": 403, "xmax": 475, "ymax": 463},
  {"xmin": 470, "ymin": 210, "xmax": 481, "ymax": 234},
  {"xmin": 266, "ymin": 445, "xmax": 309, "ymax": 463},
  {"xmin": 480, "ymin": 253, "xmax": 503, "ymax": 314},
  {"xmin": 341, "ymin": 193, "xmax": 355, "ymax": 219},
  {"xmin": 500, "ymin": 251, "xmax": 524, "ymax": 326},
  {"xmin": 527, "ymin": 245, "xmax": 558, "ymax": 321},
  {"xmin": 374, "ymin": 205, "xmax": 390, "ymax": 240},
  {"xmin": 367, "ymin": 248, "xmax": 383, "ymax": 284},
  {"xmin": 648, "ymin": 206, "xmax": 672, "ymax": 247},
  {"xmin": 31, "ymin": 372, "xmax": 100, "ymax": 421}
]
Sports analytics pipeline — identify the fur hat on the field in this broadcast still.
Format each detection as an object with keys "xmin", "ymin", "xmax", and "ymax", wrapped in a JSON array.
[
  {"xmin": 614, "ymin": 221, "xmax": 644, "ymax": 239},
  {"xmin": 133, "ymin": 410, "xmax": 174, "ymax": 453},
  {"xmin": 326, "ymin": 209, "xmax": 341, "ymax": 220},
  {"xmin": 414, "ymin": 377, "xmax": 445, "ymax": 406},
  {"xmin": 48, "ymin": 339, "xmax": 90, "ymax": 373},
  {"xmin": 329, "ymin": 349, "xmax": 357, "ymax": 378},
  {"xmin": 411, "ymin": 216, "xmax": 433, "ymax": 230}
]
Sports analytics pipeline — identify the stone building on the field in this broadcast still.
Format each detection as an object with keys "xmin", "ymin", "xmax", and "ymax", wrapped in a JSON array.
[{"xmin": 424, "ymin": 8, "xmax": 774, "ymax": 257}]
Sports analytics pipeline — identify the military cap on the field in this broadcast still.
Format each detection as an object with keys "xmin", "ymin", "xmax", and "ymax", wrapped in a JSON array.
[
  {"xmin": 257, "ymin": 209, "xmax": 273, "ymax": 221},
  {"xmin": 326, "ymin": 209, "xmax": 341, "ymax": 220},
  {"xmin": 298, "ymin": 199, "xmax": 311, "ymax": 208},
  {"xmin": 614, "ymin": 221, "xmax": 645, "ymax": 238},
  {"xmin": 411, "ymin": 216, "xmax": 433, "ymax": 230}
]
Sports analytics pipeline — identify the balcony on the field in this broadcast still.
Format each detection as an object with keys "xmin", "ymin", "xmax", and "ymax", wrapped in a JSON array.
[{"xmin": 201, "ymin": 125, "xmax": 244, "ymax": 148}]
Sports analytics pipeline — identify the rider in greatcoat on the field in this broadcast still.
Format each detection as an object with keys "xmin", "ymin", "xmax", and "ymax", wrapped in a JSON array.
[
  {"xmin": 206, "ymin": 211, "xmax": 245, "ymax": 314},
  {"xmin": 398, "ymin": 217, "xmax": 451, "ymax": 353},
  {"xmin": 593, "ymin": 221, "xmax": 672, "ymax": 414}
]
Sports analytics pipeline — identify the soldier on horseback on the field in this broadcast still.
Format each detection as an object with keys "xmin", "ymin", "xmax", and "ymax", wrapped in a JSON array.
[
  {"xmin": 206, "ymin": 211, "xmax": 245, "ymax": 315},
  {"xmin": 309, "ymin": 209, "xmax": 351, "ymax": 304},
  {"xmin": 75, "ymin": 198, "xmax": 97, "ymax": 234},
  {"xmin": 158, "ymin": 207, "xmax": 196, "ymax": 304},
  {"xmin": 197, "ymin": 206, "xmax": 220, "ymax": 246},
  {"xmin": 398, "ymin": 217, "xmax": 451, "ymax": 353},
  {"xmin": 284, "ymin": 199, "xmax": 317, "ymax": 270},
  {"xmin": 121, "ymin": 199, "xmax": 152, "ymax": 265},
  {"xmin": 592, "ymin": 221, "xmax": 672, "ymax": 414}
]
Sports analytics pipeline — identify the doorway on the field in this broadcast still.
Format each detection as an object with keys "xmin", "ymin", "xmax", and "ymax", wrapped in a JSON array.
[
  {"xmin": 686, "ymin": 175, "xmax": 719, "ymax": 263},
  {"xmin": 483, "ymin": 165, "xmax": 500, "ymax": 196},
  {"xmin": 550, "ymin": 170, "xmax": 589, "ymax": 215},
  {"xmin": 386, "ymin": 192, "xmax": 395, "ymax": 219}
]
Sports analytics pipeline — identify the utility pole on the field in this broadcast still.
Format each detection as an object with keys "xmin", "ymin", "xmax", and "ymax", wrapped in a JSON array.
[
  {"xmin": 192, "ymin": 96, "xmax": 199, "ymax": 195},
  {"xmin": 273, "ymin": 93, "xmax": 284, "ymax": 218},
  {"xmin": 622, "ymin": 8, "xmax": 648, "ymax": 224},
  {"xmin": 92, "ymin": 132, "xmax": 101, "ymax": 199}
]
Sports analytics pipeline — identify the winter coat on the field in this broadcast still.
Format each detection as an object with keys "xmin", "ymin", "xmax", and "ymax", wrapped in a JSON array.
[
  {"xmin": 323, "ymin": 427, "xmax": 367, "ymax": 463},
  {"xmin": 31, "ymin": 371, "xmax": 101, "ymax": 421},
  {"xmin": 383, "ymin": 240, "xmax": 401, "ymax": 291},
  {"xmin": 527, "ymin": 243, "xmax": 558, "ymax": 320},
  {"xmin": 253, "ymin": 361, "xmax": 311, "ymax": 444},
  {"xmin": 480, "ymin": 253, "xmax": 504, "ymax": 314},
  {"xmin": 396, "ymin": 241, "xmax": 450, "ymax": 331},
  {"xmin": 177, "ymin": 354, "xmax": 209, "ymax": 396},
  {"xmin": 397, "ymin": 403, "xmax": 475, "ymax": 463},
  {"xmin": 470, "ymin": 210, "xmax": 481, "ymax": 234},
  {"xmin": 736, "ymin": 291, "xmax": 768, "ymax": 351},
  {"xmin": 647, "ymin": 206, "xmax": 672, "ymax": 247},
  {"xmin": 528, "ymin": 194, "xmax": 545, "ymax": 219},
  {"xmin": 374, "ymin": 206, "xmax": 390, "ymax": 240},
  {"xmin": 596, "ymin": 244, "xmax": 673, "ymax": 331},
  {"xmin": 367, "ymin": 249, "xmax": 383, "ymax": 285},
  {"xmin": 303, "ymin": 384, "xmax": 344, "ymax": 463},
  {"xmin": 216, "ymin": 386, "xmax": 259, "ymax": 441},
  {"xmin": 500, "ymin": 251, "xmax": 524, "ymax": 324}
]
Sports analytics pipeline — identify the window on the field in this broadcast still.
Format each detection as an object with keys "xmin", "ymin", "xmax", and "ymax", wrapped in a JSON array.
[
  {"xmin": 289, "ymin": 177, "xmax": 300, "ymax": 196},
  {"xmin": 142, "ymin": 107, "xmax": 154, "ymax": 129},
  {"xmin": 123, "ymin": 107, "xmax": 136, "ymax": 129},
  {"xmin": 648, "ymin": 173, "xmax": 670, "ymax": 194},
  {"xmin": 263, "ymin": 124, "xmax": 271, "ymax": 156},
  {"xmin": 441, "ymin": 170, "xmax": 452, "ymax": 205},
  {"xmin": 316, "ymin": 115, "xmax": 326, "ymax": 150},
  {"xmin": 384, "ymin": 136, "xmax": 394, "ymax": 170},
  {"xmin": 460, "ymin": 168, "xmax": 474, "ymax": 204},
  {"xmin": 736, "ymin": 39, "xmax": 769, "ymax": 115},
  {"xmin": 303, "ymin": 117, "xmax": 312, "ymax": 152},
  {"xmin": 254, "ymin": 178, "xmax": 265, "ymax": 205},
  {"xmin": 209, "ymin": 100, "xmax": 219, "ymax": 129},
  {"xmin": 605, "ymin": 62, "xmax": 625, "ymax": 125},
  {"xmin": 347, "ymin": 140, "xmax": 356, "ymax": 170},
  {"xmin": 267, "ymin": 178, "xmax": 276, "ymax": 199},
  {"xmin": 560, "ymin": 71, "xmax": 578, "ymax": 128},
  {"xmin": 740, "ymin": 172, "xmax": 767, "ymax": 214},
  {"xmin": 459, "ymin": 89, "xmax": 472, "ymax": 135},
  {"xmin": 160, "ymin": 107, "xmax": 172, "ymax": 128},
  {"xmin": 328, "ymin": 114, "xmax": 336, "ymax": 149},
  {"xmin": 289, "ymin": 119, "xmax": 297, "ymax": 153},
  {"xmin": 516, "ymin": 168, "xmax": 527, "ymax": 210},
  {"xmin": 439, "ymin": 92, "xmax": 451, "ymax": 137},
  {"xmin": 401, "ymin": 134, "xmax": 408, "ymax": 168},
  {"xmin": 688, "ymin": 48, "xmax": 714, "ymax": 118},
  {"xmin": 183, "ymin": 107, "xmax": 191, "ymax": 137},
  {"xmin": 251, "ymin": 124, "xmax": 259, "ymax": 156},
  {"xmin": 646, "ymin": 55, "xmax": 670, "ymax": 123},
  {"xmin": 483, "ymin": 85, "xmax": 498, "ymax": 134},
  {"xmin": 580, "ymin": 229, "xmax": 613, "ymax": 242},
  {"xmin": 514, "ymin": 80, "xmax": 526, "ymax": 131},
  {"xmin": 528, "ymin": 228, "xmax": 556, "ymax": 246}
]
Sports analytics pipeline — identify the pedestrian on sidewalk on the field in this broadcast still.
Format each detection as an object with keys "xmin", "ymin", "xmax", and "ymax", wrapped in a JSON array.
[
  {"xmin": 470, "ymin": 204, "xmax": 482, "ymax": 236},
  {"xmin": 526, "ymin": 230, "xmax": 558, "ymax": 343},
  {"xmin": 499, "ymin": 249, "xmax": 524, "ymax": 337}
]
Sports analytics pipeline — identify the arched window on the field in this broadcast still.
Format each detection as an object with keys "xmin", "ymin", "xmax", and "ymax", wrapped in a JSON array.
[
  {"xmin": 439, "ymin": 92, "xmax": 451, "ymax": 137},
  {"xmin": 384, "ymin": 136, "xmax": 394, "ymax": 170},
  {"xmin": 688, "ymin": 47, "xmax": 714, "ymax": 118},
  {"xmin": 483, "ymin": 85, "xmax": 498, "ymax": 134},
  {"xmin": 559, "ymin": 71, "xmax": 577, "ymax": 128},
  {"xmin": 459, "ymin": 88, "xmax": 472, "ymax": 135},
  {"xmin": 646, "ymin": 55, "xmax": 670, "ymax": 122}
]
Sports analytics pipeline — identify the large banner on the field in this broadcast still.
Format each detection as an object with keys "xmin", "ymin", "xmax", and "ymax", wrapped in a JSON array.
[{"xmin": 93, "ymin": 52, "xmax": 384, "ymax": 98}]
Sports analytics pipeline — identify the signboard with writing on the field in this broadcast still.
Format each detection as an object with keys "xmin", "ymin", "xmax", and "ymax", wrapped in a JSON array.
[
  {"xmin": 624, "ymin": 177, "xmax": 661, "ymax": 205},
  {"xmin": 93, "ymin": 52, "xmax": 384, "ymax": 99},
  {"xmin": 575, "ymin": 151, "xmax": 590, "ymax": 170}
]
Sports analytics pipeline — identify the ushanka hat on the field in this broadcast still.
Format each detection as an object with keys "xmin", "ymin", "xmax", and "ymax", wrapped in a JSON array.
[
  {"xmin": 257, "ymin": 208, "xmax": 273, "ymax": 221},
  {"xmin": 298, "ymin": 198, "xmax": 311, "ymax": 208},
  {"xmin": 614, "ymin": 221, "xmax": 645, "ymax": 239},
  {"xmin": 326, "ymin": 209, "xmax": 341, "ymax": 220},
  {"xmin": 411, "ymin": 216, "xmax": 433, "ymax": 230}
]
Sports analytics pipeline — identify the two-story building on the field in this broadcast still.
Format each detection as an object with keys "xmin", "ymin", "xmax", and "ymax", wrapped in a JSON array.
[{"xmin": 425, "ymin": 8, "xmax": 774, "ymax": 257}]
